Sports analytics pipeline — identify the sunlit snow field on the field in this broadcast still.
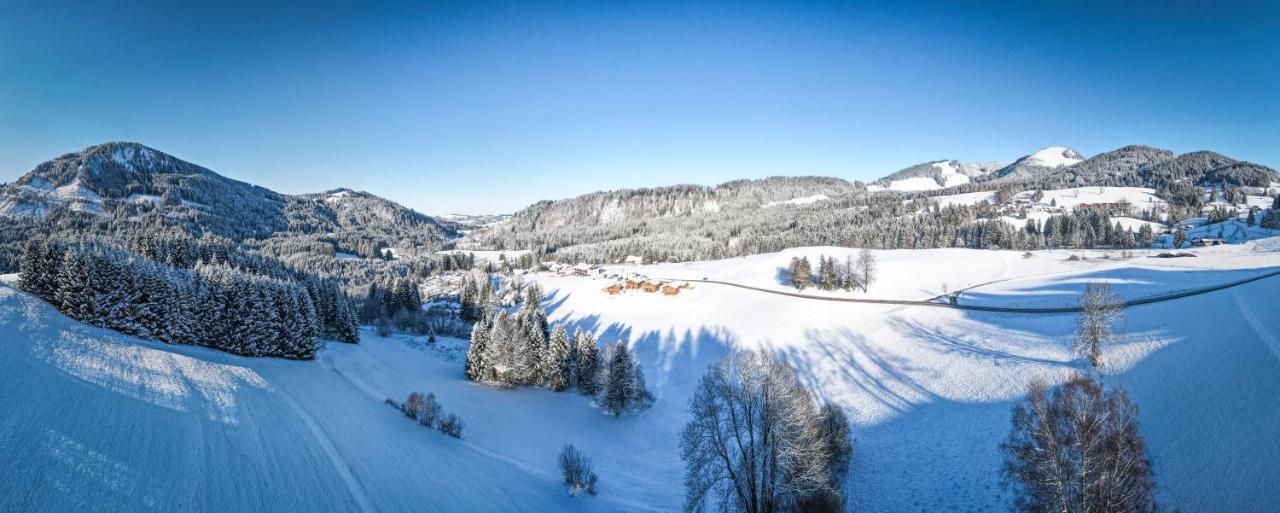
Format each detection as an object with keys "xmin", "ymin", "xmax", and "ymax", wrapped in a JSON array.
[{"xmin": 2, "ymin": 238, "xmax": 1279, "ymax": 512}]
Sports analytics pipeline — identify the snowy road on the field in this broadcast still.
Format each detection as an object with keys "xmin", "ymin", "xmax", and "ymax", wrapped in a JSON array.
[{"xmin": 659, "ymin": 264, "xmax": 1280, "ymax": 313}]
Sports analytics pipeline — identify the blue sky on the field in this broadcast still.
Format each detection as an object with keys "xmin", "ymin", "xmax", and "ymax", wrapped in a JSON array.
[{"xmin": 1, "ymin": 1, "xmax": 1277, "ymax": 214}]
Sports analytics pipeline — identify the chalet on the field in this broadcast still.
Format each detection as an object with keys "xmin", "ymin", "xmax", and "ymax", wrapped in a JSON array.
[
  {"xmin": 604, "ymin": 284, "xmax": 624, "ymax": 295},
  {"xmin": 625, "ymin": 279, "xmax": 641, "ymax": 289},
  {"xmin": 660, "ymin": 285, "xmax": 680, "ymax": 296},
  {"xmin": 1192, "ymin": 238, "xmax": 1224, "ymax": 246},
  {"xmin": 641, "ymin": 281, "xmax": 659, "ymax": 293}
]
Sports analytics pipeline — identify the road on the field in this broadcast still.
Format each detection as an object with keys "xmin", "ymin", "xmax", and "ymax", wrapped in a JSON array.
[{"xmin": 659, "ymin": 266, "xmax": 1280, "ymax": 314}]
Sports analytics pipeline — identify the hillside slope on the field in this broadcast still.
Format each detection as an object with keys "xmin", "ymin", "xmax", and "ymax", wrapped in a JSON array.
[
  {"xmin": 7, "ymin": 239, "xmax": 1279, "ymax": 512},
  {"xmin": 0, "ymin": 277, "xmax": 628, "ymax": 513},
  {"xmin": 0, "ymin": 142, "xmax": 453, "ymax": 250}
]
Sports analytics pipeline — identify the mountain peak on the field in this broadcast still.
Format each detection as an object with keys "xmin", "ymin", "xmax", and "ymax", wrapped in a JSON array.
[{"xmin": 1023, "ymin": 146, "xmax": 1085, "ymax": 168}]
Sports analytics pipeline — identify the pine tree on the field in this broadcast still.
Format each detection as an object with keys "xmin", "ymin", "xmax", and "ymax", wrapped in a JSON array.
[
  {"xmin": 1173, "ymin": 226, "xmax": 1186, "ymax": 248},
  {"xmin": 819, "ymin": 256, "xmax": 839, "ymax": 290},
  {"xmin": 604, "ymin": 343, "xmax": 636, "ymax": 416},
  {"xmin": 544, "ymin": 324, "xmax": 571, "ymax": 391},
  {"xmin": 484, "ymin": 310, "xmax": 517, "ymax": 387},
  {"xmin": 465, "ymin": 316, "xmax": 491, "ymax": 382},
  {"xmin": 574, "ymin": 330, "xmax": 601, "ymax": 396},
  {"xmin": 1137, "ymin": 223, "xmax": 1154, "ymax": 247}
]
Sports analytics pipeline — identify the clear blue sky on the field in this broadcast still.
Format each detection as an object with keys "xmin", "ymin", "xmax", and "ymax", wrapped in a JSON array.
[{"xmin": 1, "ymin": 1, "xmax": 1277, "ymax": 214}]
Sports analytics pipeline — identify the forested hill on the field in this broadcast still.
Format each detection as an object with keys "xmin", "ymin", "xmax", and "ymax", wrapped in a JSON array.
[
  {"xmin": 0, "ymin": 142, "xmax": 455, "ymax": 269},
  {"xmin": 463, "ymin": 144, "xmax": 1278, "ymax": 263},
  {"xmin": 478, "ymin": 176, "xmax": 863, "ymax": 232},
  {"xmin": 975, "ymin": 145, "xmax": 1279, "ymax": 190}
]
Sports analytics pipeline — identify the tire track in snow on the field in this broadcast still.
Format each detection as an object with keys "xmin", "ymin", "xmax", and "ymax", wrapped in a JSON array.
[
  {"xmin": 277, "ymin": 392, "xmax": 375, "ymax": 513},
  {"xmin": 1234, "ymin": 290, "xmax": 1280, "ymax": 362}
]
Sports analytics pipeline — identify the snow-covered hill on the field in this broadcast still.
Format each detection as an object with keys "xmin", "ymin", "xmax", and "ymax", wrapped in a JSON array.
[
  {"xmin": 0, "ymin": 276, "xmax": 634, "ymax": 513},
  {"xmin": 870, "ymin": 159, "xmax": 1005, "ymax": 192},
  {"xmin": 990, "ymin": 146, "xmax": 1085, "ymax": 180},
  {"xmin": 0, "ymin": 142, "xmax": 453, "ymax": 244},
  {"xmin": 6, "ymin": 238, "xmax": 1279, "ymax": 512}
]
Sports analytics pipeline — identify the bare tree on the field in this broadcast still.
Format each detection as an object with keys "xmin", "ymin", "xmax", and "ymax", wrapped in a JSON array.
[
  {"xmin": 1001, "ymin": 374, "xmax": 1156, "ymax": 513},
  {"xmin": 1075, "ymin": 282, "xmax": 1123, "ymax": 369},
  {"xmin": 680, "ymin": 351, "xmax": 833, "ymax": 513},
  {"xmin": 402, "ymin": 391, "xmax": 425, "ymax": 419},
  {"xmin": 855, "ymin": 248, "xmax": 876, "ymax": 292},
  {"xmin": 559, "ymin": 444, "xmax": 599, "ymax": 495}
]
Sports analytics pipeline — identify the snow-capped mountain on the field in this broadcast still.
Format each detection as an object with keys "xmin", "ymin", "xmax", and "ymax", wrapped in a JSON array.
[
  {"xmin": 871, "ymin": 159, "xmax": 1006, "ymax": 191},
  {"xmin": 0, "ymin": 142, "xmax": 454, "ymax": 244},
  {"xmin": 990, "ymin": 146, "xmax": 1085, "ymax": 180}
]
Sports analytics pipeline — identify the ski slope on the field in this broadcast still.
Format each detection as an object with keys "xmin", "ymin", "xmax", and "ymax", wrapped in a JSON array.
[{"xmin": 3, "ymin": 238, "xmax": 1280, "ymax": 512}]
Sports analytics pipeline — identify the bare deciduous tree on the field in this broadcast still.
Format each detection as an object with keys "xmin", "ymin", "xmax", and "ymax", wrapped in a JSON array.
[
  {"xmin": 1001, "ymin": 374, "xmax": 1156, "ymax": 513},
  {"xmin": 855, "ymin": 248, "xmax": 876, "ymax": 292},
  {"xmin": 559, "ymin": 444, "xmax": 598, "ymax": 495},
  {"xmin": 680, "ymin": 351, "xmax": 834, "ymax": 513},
  {"xmin": 1075, "ymin": 282, "xmax": 1123, "ymax": 369}
]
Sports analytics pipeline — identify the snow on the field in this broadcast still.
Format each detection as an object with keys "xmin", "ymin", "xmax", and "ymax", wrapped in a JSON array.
[
  {"xmin": 335, "ymin": 252, "xmax": 361, "ymax": 260},
  {"xmin": 1111, "ymin": 216, "xmax": 1166, "ymax": 232},
  {"xmin": 438, "ymin": 249, "xmax": 532, "ymax": 263},
  {"xmin": 1023, "ymin": 146, "xmax": 1084, "ymax": 168},
  {"xmin": 1019, "ymin": 186, "xmax": 1166, "ymax": 211},
  {"xmin": 4, "ymin": 240, "xmax": 1280, "ymax": 512},
  {"xmin": 931, "ymin": 161, "xmax": 971, "ymax": 188},
  {"xmin": 763, "ymin": 194, "xmax": 829, "ymax": 207},
  {"xmin": 126, "ymin": 193, "xmax": 162, "ymax": 205},
  {"xmin": 927, "ymin": 191, "xmax": 997, "ymax": 208},
  {"xmin": 883, "ymin": 176, "xmax": 943, "ymax": 192},
  {"xmin": 52, "ymin": 180, "xmax": 103, "ymax": 213},
  {"xmin": 0, "ymin": 282, "xmax": 630, "ymax": 513},
  {"xmin": 998, "ymin": 214, "xmax": 1164, "ymax": 234},
  {"xmin": 1246, "ymin": 194, "xmax": 1275, "ymax": 209}
]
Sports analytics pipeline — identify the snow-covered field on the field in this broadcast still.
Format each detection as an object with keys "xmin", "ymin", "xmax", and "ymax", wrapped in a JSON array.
[
  {"xmin": 3, "ymin": 239, "xmax": 1280, "ymax": 512},
  {"xmin": 1020, "ymin": 186, "xmax": 1166, "ymax": 210}
]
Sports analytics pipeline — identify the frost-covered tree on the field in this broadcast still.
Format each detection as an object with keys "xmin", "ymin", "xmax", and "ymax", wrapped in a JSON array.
[
  {"xmin": 544, "ymin": 324, "xmax": 572, "ymax": 391},
  {"xmin": 465, "ymin": 315, "xmax": 492, "ymax": 382},
  {"xmin": 574, "ymin": 330, "xmax": 602, "ymax": 396},
  {"xmin": 1137, "ymin": 223, "xmax": 1154, "ymax": 247},
  {"xmin": 855, "ymin": 248, "xmax": 876, "ymax": 292},
  {"xmin": 680, "ymin": 351, "xmax": 834, "ymax": 513},
  {"xmin": 1002, "ymin": 375, "xmax": 1156, "ymax": 513},
  {"xmin": 483, "ymin": 310, "xmax": 518, "ymax": 387},
  {"xmin": 1075, "ymin": 282, "xmax": 1123, "ymax": 369},
  {"xmin": 602, "ymin": 342, "xmax": 651, "ymax": 416}
]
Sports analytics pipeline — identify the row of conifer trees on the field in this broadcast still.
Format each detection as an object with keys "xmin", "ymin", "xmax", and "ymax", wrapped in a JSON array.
[
  {"xmin": 18, "ymin": 236, "xmax": 359, "ymax": 359},
  {"xmin": 465, "ymin": 283, "xmax": 652, "ymax": 416}
]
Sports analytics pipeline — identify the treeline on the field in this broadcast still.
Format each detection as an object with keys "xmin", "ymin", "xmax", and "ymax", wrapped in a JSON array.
[
  {"xmin": 467, "ymin": 188, "xmax": 1177, "ymax": 265},
  {"xmin": 465, "ymin": 284, "xmax": 652, "ymax": 416},
  {"xmin": 787, "ymin": 249, "xmax": 876, "ymax": 292},
  {"xmin": 17, "ymin": 236, "xmax": 359, "ymax": 359}
]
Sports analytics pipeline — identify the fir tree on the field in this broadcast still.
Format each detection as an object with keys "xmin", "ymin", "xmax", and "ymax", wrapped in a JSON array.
[
  {"xmin": 465, "ymin": 316, "xmax": 491, "ymax": 382},
  {"xmin": 574, "ymin": 330, "xmax": 601, "ymax": 396},
  {"xmin": 544, "ymin": 324, "xmax": 571, "ymax": 391}
]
